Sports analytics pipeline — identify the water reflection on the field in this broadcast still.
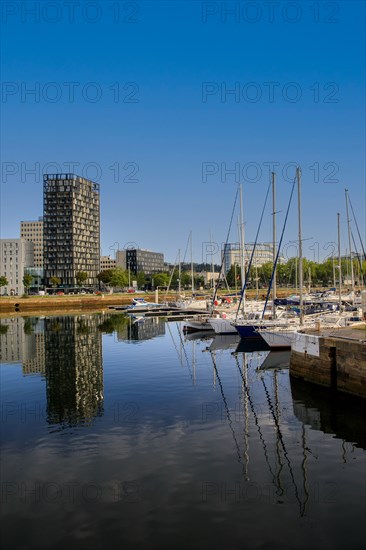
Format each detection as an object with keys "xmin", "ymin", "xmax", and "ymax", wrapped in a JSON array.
[
  {"xmin": 290, "ymin": 376, "xmax": 366, "ymax": 449},
  {"xmin": 0, "ymin": 317, "xmax": 38, "ymax": 367},
  {"xmin": 44, "ymin": 316, "xmax": 104, "ymax": 427},
  {"xmin": 98, "ymin": 314, "xmax": 166, "ymax": 342},
  {"xmin": 1, "ymin": 314, "xmax": 365, "ymax": 550}
]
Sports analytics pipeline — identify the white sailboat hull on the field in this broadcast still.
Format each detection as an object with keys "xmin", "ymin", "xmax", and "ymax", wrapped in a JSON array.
[
  {"xmin": 208, "ymin": 317, "xmax": 237, "ymax": 334},
  {"xmin": 259, "ymin": 328, "xmax": 298, "ymax": 348}
]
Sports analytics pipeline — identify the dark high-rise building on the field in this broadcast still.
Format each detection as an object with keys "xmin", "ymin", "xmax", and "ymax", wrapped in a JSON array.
[
  {"xmin": 43, "ymin": 174, "xmax": 100, "ymax": 287},
  {"xmin": 117, "ymin": 248, "xmax": 164, "ymax": 274}
]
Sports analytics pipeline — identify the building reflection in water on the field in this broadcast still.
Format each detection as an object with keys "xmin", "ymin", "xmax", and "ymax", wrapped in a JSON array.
[
  {"xmin": 126, "ymin": 316, "xmax": 165, "ymax": 341},
  {"xmin": 0, "ymin": 317, "xmax": 37, "ymax": 366},
  {"xmin": 290, "ymin": 376, "xmax": 366, "ymax": 450},
  {"xmin": 99, "ymin": 314, "xmax": 166, "ymax": 342},
  {"xmin": 44, "ymin": 316, "xmax": 104, "ymax": 427}
]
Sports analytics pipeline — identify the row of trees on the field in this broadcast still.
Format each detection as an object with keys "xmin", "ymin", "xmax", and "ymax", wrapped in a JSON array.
[
  {"xmin": 0, "ymin": 271, "xmax": 89, "ymax": 294},
  {"xmin": 2, "ymin": 257, "xmax": 364, "ymax": 295},
  {"xmin": 97, "ymin": 267, "xmax": 206, "ymax": 290},
  {"xmin": 0, "ymin": 274, "xmax": 35, "ymax": 293},
  {"xmin": 226, "ymin": 257, "xmax": 366, "ymax": 288}
]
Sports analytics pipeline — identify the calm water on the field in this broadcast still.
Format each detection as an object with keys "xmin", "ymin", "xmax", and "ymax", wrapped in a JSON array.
[{"xmin": 1, "ymin": 314, "xmax": 365, "ymax": 550}]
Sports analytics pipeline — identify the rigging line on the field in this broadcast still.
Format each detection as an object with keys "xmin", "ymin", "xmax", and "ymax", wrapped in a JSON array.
[
  {"xmin": 164, "ymin": 250, "xmax": 180, "ymax": 301},
  {"xmin": 210, "ymin": 352, "xmax": 246, "ymax": 473},
  {"xmin": 212, "ymin": 187, "xmax": 239, "ymax": 307},
  {"xmin": 262, "ymin": 178, "xmax": 296, "ymax": 320},
  {"xmin": 234, "ymin": 355, "xmax": 278, "ymax": 486},
  {"xmin": 349, "ymin": 194, "xmax": 366, "ymax": 260},
  {"xmin": 236, "ymin": 179, "xmax": 272, "ymax": 320},
  {"xmin": 260, "ymin": 375, "xmax": 305, "ymax": 516},
  {"xmin": 181, "ymin": 232, "xmax": 191, "ymax": 266}
]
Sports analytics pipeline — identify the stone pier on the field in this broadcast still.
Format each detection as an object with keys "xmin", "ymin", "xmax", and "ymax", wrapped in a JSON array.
[{"xmin": 290, "ymin": 327, "xmax": 366, "ymax": 398}]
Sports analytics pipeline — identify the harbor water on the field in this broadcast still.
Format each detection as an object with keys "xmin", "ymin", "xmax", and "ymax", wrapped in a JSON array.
[{"xmin": 1, "ymin": 313, "xmax": 365, "ymax": 550}]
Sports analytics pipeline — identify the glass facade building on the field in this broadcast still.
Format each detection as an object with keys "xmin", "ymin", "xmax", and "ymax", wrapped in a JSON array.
[{"xmin": 43, "ymin": 174, "xmax": 100, "ymax": 287}]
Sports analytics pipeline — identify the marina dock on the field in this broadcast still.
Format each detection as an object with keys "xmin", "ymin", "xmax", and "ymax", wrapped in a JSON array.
[{"xmin": 290, "ymin": 327, "xmax": 366, "ymax": 398}]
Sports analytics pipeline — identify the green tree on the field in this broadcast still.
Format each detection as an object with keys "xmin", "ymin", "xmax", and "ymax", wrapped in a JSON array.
[
  {"xmin": 0, "ymin": 276, "xmax": 8, "ymax": 289},
  {"xmin": 75, "ymin": 271, "xmax": 88, "ymax": 287},
  {"xmin": 136, "ymin": 271, "xmax": 146, "ymax": 289},
  {"xmin": 97, "ymin": 269, "xmax": 114, "ymax": 285},
  {"xmin": 180, "ymin": 271, "xmax": 192, "ymax": 288},
  {"xmin": 226, "ymin": 264, "xmax": 241, "ymax": 287},
  {"xmin": 194, "ymin": 274, "xmax": 205, "ymax": 288},
  {"xmin": 50, "ymin": 276, "xmax": 61, "ymax": 287},
  {"xmin": 153, "ymin": 272, "xmax": 170, "ymax": 287},
  {"xmin": 170, "ymin": 268, "xmax": 180, "ymax": 289},
  {"xmin": 258, "ymin": 262, "xmax": 273, "ymax": 286},
  {"xmin": 23, "ymin": 273, "xmax": 33, "ymax": 294},
  {"xmin": 110, "ymin": 268, "xmax": 129, "ymax": 289}
]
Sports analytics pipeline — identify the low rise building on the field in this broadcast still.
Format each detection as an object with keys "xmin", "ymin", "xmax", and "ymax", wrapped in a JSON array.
[
  {"xmin": 100, "ymin": 255, "xmax": 116, "ymax": 271},
  {"xmin": 116, "ymin": 248, "xmax": 164, "ymax": 274},
  {"xmin": 0, "ymin": 238, "xmax": 34, "ymax": 295},
  {"xmin": 203, "ymin": 271, "xmax": 220, "ymax": 286},
  {"xmin": 20, "ymin": 217, "xmax": 43, "ymax": 268}
]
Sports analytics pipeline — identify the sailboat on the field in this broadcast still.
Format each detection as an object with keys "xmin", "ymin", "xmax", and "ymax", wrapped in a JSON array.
[
  {"xmin": 235, "ymin": 172, "xmax": 298, "ymax": 339},
  {"xmin": 209, "ymin": 180, "xmax": 274, "ymax": 335}
]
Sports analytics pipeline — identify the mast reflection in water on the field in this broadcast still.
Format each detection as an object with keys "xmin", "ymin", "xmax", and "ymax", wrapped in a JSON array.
[{"xmin": 1, "ymin": 313, "xmax": 365, "ymax": 550}]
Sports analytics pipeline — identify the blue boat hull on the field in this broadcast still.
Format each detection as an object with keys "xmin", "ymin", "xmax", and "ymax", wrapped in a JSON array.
[{"xmin": 234, "ymin": 324, "xmax": 268, "ymax": 339}]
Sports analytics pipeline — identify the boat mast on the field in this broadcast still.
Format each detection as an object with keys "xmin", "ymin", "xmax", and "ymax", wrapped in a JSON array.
[
  {"xmin": 209, "ymin": 229, "xmax": 214, "ymax": 291},
  {"xmin": 296, "ymin": 167, "xmax": 303, "ymax": 325},
  {"xmin": 295, "ymin": 256, "xmax": 298, "ymax": 293},
  {"xmin": 345, "ymin": 189, "xmax": 355, "ymax": 302},
  {"xmin": 239, "ymin": 183, "xmax": 246, "ymax": 315},
  {"xmin": 337, "ymin": 213, "xmax": 342, "ymax": 313},
  {"xmin": 178, "ymin": 248, "xmax": 181, "ymax": 294},
  {"xmin": 190, "ymin": 230, "xmax": 195, "ymax": 296},
  {"xmin": 272, "ymin": 172, "xmax": 277, "ymax": 318}
]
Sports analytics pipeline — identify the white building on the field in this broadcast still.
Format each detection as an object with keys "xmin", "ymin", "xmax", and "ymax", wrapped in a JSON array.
[
  {"xmin": 203, "ymin": 271, "xmax": 220, "ymax": 286},
  {"xmin": 222, "ymin": 242, "xmax": 284, "ymax": 273},
  {"xmin": 20, "ymin": 217, "xmax": 43, "ymax": 268},
  {"xmin": 0, "ymin": 238, "xmax": 34, "ymax": 295},
  {"xmin": 100, "ymin": 255, "xmax": 116, "ymax": 271}
]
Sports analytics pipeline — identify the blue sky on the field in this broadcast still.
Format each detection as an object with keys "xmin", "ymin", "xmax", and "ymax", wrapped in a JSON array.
[{"xmin": 1, "ymin": 0, "xmax": 365, "ymax": 264}]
